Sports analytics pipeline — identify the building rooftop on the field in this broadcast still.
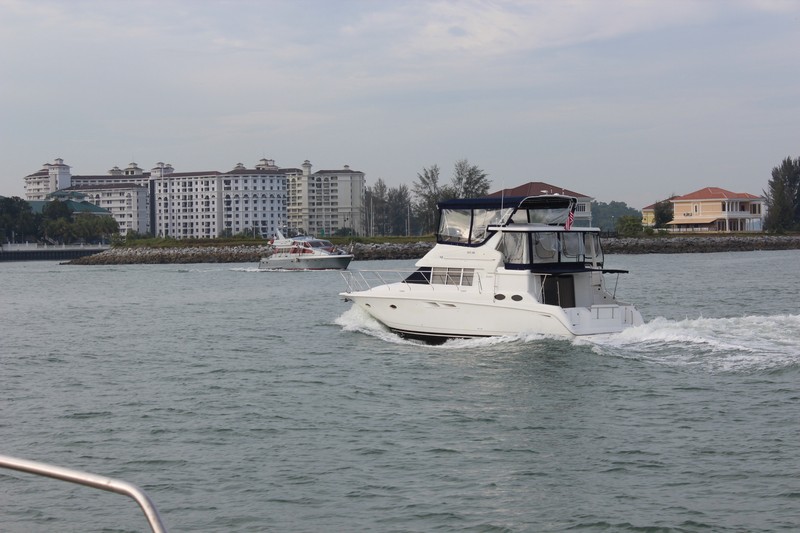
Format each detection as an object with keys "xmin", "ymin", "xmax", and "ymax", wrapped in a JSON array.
[
  {"xmin": 673, "ymin": 187, "xmax": 761, "ymax": 201},
  {"xmin": 65, "ymin": 183, "xmax": 147, "ymax": 190},
  {"xmin": 487, "ymin": 181, "xmax": 591, "ymax": 199},
  {"xmin": 642, "ymin": 196, "xmax": 680, "ymax": 211},
  {"xmin": 28, "ymin": 200, "xmax": 111, "ymax": 215}
]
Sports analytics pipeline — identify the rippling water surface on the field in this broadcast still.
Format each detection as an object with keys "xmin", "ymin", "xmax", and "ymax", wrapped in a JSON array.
[{"xmin": 1, "ymin": 250, "xmax": 799, "ymax": 532}]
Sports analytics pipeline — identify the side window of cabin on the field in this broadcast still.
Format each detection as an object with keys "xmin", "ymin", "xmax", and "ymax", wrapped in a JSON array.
[
  {"xmin": 473, "ymin": 207, "xmax": 514, "ymax": 243},
  {"xmin": 584, "ymin": 233, "xmax": 603, "ymax": 265},
  {"xmin": 510, "ymin": 210, "xmax": 529, "ymax": 224},
  {"xmin": 561, "ymin": 232, "xmax": 584, "ymax": 260},
  {"xmin": 431, "ymin": 267, "xmax": 475, "ymax": 286},
  {"xmin": 471, "ymin": 209, "xmax": 493, "ymax": 243},
  {"xmin": 439, "ymin": 209, "xmax": 471, "ymax": 243},
  {"xmin": 499, "ymin": 233, "xmax": 528, "ymax": 264},
  {"xmin": 533, "ymin": 232, "xmax": 558, "ymax": 262}
]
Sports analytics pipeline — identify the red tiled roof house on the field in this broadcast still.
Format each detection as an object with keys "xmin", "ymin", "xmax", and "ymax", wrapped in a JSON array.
[{"xmin": 667, "ymin": 187, "xmax": 765, "ymax": 232}]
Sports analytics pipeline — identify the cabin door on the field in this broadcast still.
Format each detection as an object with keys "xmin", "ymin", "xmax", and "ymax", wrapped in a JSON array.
[{"xmin": 542, "ymin": 276, "xmax": 576, "ymax": 308}]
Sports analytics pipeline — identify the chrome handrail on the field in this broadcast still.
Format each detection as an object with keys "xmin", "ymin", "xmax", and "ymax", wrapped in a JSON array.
[
  {"xmin": 0, "ymin": 454, "xmax": 168, "ymax": 533},
  {"xmin": 340, "ymin": 269, "xmax": 421, "ymax": 292}
]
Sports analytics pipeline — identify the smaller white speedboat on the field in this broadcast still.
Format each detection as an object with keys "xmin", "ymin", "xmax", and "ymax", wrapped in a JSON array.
[{"xmin": 259, "ymin": 230, "xmax": 353, "ymax": 270}]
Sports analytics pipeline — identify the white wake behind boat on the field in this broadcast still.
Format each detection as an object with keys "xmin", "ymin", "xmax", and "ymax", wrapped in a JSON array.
[
  {"xmin": 259, "ymin": 230, "xmax": 353, "ymax": 270},
  {"xmin": 340, "ymin": 195, "xmax": 643, "ymax": 343}
]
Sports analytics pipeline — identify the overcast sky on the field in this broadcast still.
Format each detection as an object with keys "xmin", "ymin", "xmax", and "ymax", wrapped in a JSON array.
[{"xmin": 2, "ymin": 0, "xmax": 798, "ymax": 209}]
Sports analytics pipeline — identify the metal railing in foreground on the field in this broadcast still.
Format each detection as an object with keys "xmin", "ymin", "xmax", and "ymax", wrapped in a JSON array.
[{"xmin": 0, "ymin": 453, "xmax": 168, "ymax": 533}]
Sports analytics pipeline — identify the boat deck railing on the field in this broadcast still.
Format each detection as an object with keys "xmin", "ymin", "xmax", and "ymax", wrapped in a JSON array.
[
  {"xmin": 0, "ymin": 453, "xmax": 168, "ymax": 533},
  {"xmin": 341, "ymin": 268, "xmax": 482, "ymax": 293}
]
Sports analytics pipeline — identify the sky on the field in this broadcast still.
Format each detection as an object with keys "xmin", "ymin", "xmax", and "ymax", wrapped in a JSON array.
[{"xmin": 1, "ymin": 0, "xmax": 799, "ymax": 209}]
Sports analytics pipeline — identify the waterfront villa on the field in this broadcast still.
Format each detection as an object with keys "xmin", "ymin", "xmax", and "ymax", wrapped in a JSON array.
[
  {"xmin": 666, "ymin": 187, "xmax": 765, "ymax": 232},
  {"xmin": 487, "ymin": 182, "xmax": 594, "ymax": 226},
  {"xmin": 641, "ymin": 196, "xmax": 678, "ymax": 228},
  {"xmin": 642, "ymin": 201, "xmax": 657, "ymax": 227}
]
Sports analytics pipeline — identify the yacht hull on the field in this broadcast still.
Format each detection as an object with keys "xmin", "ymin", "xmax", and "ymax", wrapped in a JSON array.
[
  {"xmin": 343, "ymin": 289, "xmax": 643, "ymax": 343},
  {"xmin": 260, "ymin": 254, "xmax": 353, "ymax": 270}
]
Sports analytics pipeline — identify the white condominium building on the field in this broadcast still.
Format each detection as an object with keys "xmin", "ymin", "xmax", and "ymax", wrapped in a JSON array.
[
  {"xmin": 63, "ymin": 183, "xmax": 150, "ymax": 235},
  {"xmin": 72, "ymin": 161, "xmax": 153, "ymax": 187},
  {"xmin": 24, "ymin": 157, "xmax": 365, "ymax": 239},
  {"xmin": 287, "ymin": 160, "xmax": 365, "ymax": 236},
  {"xmin": 23, "ymin": 158, "xmax": 72, "ymax": 200},
  {"xmin": 154, "ymin": 159, "xmax": 287, "ymax": 239}
]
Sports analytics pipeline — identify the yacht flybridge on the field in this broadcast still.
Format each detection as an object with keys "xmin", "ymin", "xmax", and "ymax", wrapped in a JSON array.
[{"xmin": 340, "ymin": 195, "xmax": 643, "ymax": 343}]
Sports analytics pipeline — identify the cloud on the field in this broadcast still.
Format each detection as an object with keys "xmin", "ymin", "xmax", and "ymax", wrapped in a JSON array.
[
  {"xmin": 339, "ymin": 1, "xmax": 706, "ymax": 59},
  {"xmin": 2, "ymin": 0, "xmax": 799, "ymax": 205}
]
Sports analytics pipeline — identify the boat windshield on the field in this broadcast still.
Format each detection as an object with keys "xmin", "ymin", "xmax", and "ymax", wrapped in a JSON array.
[
  {"xmin": 499, "ymin": 230, "xmax": 604, "ymax": 270},
  {"xmin": 436, "ymin": 195, "xmax": 576, "ymax": 246},
  {"xmin": 509, "ymin": 195, "xmax": 575, "ymax": 226},
  {"xmin": 510, "ymin": 206, "xmax": 570, "ymax": 226},
  {"xmin": 438, "ymin": 206, "xmax": 513, "ymax": 245}
]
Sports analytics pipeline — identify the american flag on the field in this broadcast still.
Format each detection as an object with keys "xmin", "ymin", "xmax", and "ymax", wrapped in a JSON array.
[{"xmin": 565, "ymin": 209, "xmax": 574, "ymax": 230}]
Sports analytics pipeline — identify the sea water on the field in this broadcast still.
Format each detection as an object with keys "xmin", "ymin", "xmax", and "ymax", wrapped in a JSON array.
[{"xmin": 1, "ymin": 250, "xmax": 799, "ymax": 532}]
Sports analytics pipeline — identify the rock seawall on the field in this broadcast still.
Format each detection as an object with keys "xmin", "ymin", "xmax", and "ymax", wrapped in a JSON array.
[
  {"xmin": 67, "ymin": 242, "xmax": 434, "ymax": 265},
  {"xmin": 67, "ymin": 245, "xmax": 273, "ymax": 265},
  {"xmin": 67, "ymin": 235, "xmax": 800, "ymax": 265},
  {"xmin": 602, "ymin": 235, "xmax": 800, "ymax": 254}
]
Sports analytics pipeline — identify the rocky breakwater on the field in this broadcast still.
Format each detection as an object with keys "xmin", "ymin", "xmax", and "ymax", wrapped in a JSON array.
[
  {"xmin": 67, "ymin": 245, "xmax": 273, "ymax": 265},
  {"xmin": 66, "ymin": 242, "xmax": 434, "ymax": 265},
  {"xmin": 350, "ymin": 241, "xmax": 434, "ymax": 260},
  {"xmin": 351, "ymin": 235, "xmax": 800, "ymax": 258},
  {"xmin": 66, "ymin": 235, "xmax": 800, "ymax": 265},
  {"xmin": 603, "ymin": 234, "xmax": 800, "ymax": 254}
]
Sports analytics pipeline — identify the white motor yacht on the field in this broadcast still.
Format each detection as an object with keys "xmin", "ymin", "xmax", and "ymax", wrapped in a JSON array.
[
  {"xmin": 340, "ymin": 195, "xmax": 643, "ymax": 343},
  {"xmin": 259, "ymin": 230, "xmax": 353, "ymax": 270}
]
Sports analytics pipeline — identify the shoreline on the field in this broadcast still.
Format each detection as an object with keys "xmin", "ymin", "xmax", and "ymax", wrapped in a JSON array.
[{"xmin": 65, "ymin": 235, "xmax": 800, "ymax": 265}]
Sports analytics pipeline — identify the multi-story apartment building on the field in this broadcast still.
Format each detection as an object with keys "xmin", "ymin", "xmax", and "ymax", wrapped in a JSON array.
[
  {"xmin": 63, "ymin": 183, "xmax": 150, "ymax": 235},
  {"xmin": 155, "ymin": 159, "xmax": 288, "ymax": 239},
  {"xmin": 73, "ymin": 161, "xmax": 154, "ymax": 187},
  {"xmin": 286, "ymin": 160, "xmax": 366, "ymax": 236},
  {"xmin": 25, "ymin": 160, "xmax": 155, "ymax": 234},
  {"xmin": 24, "ymin": 157, "xmax": 365, "ymax": 238},
  {"xmin": 23, "ymin": 158, "xmax": 72, "ymax": 200}
]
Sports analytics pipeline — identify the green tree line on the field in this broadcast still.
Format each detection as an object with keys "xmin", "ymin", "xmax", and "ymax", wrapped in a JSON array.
[
  {"xmin": 398, "ymin": 159, "xmax": 649, "ymax": 237},
  {"xmin": 410, "ymin": 158, "xmax": 491, "ymax": 235},
  {"xmin": 590, "ymin": 201, "xmax": 643, "ymax": 233},
  {"xmin": 362, "ymin": 158, "xmax": 491, "ymax": 236},
  {"xmin": 764, "ymin": 156, "xmax": 800, "ymax": 232},
  {"xmin": 1, "ymin": 196, "xmax": 119, "ymax": 244}
]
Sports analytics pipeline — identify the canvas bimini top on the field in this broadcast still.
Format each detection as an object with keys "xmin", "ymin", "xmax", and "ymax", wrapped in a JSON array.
[
  {"xmin": 434, "ymin": 194, "xmax": 627, "ymax": 275},
  {"xmin": 436, "ymin": 195, "xmax": 577, "ymax": 246}
]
